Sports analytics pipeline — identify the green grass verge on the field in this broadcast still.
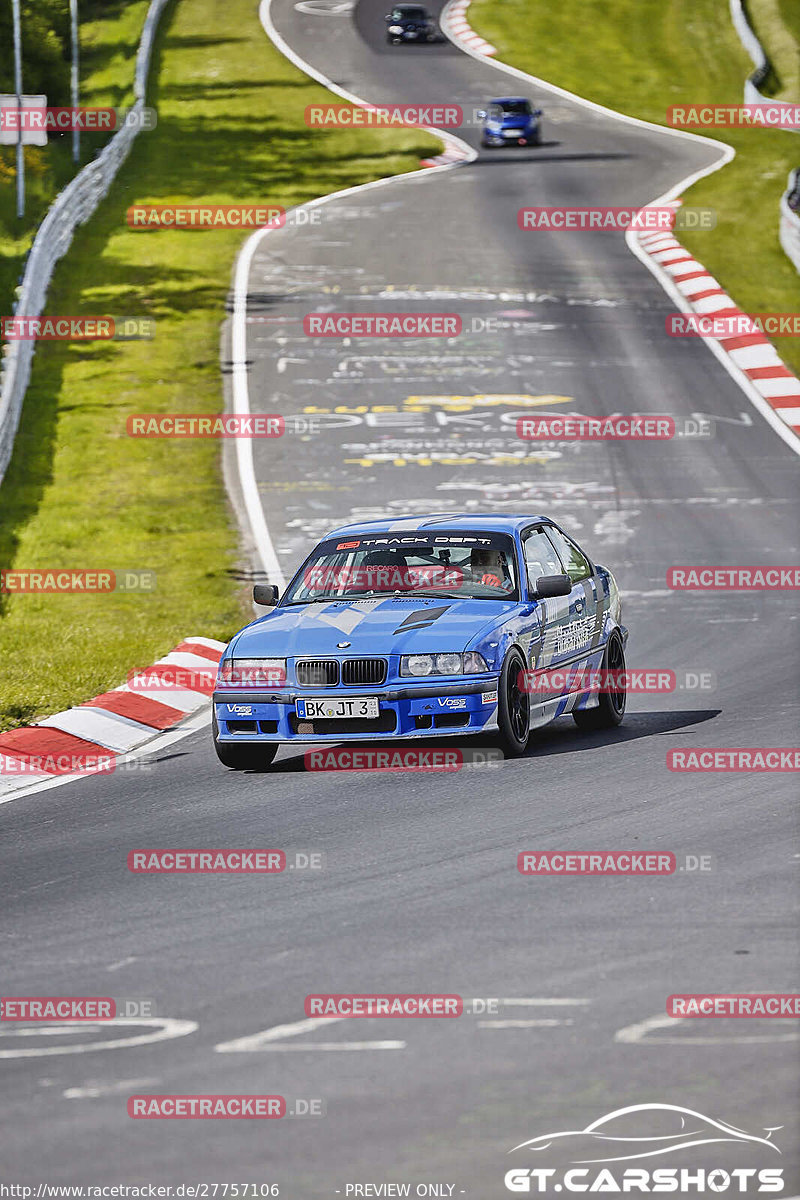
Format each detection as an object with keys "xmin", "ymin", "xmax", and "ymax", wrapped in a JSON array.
[
  {"xmin": 468, "ymin": 0, "xmax": 800, "ymax": 374},
  {"xmin": 0, "ymin": 0, "xmax": 150, "ymax": 318},
  {"xmin": 0, "ymin": 0, "xmax": 439, "ymax": 731}
]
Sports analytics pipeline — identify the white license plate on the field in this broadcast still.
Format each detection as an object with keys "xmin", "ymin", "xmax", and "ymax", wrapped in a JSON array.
[{"xmin": 296, "ymin": 696, "xmax": 380, "ymax": 720}]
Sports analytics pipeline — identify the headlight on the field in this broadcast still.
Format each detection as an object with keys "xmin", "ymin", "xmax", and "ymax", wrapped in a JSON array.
[
  {"xmin": 463, "ymin": 651, "xmax": 489, "ymax": 673},
  {"xmin": 388, "ymin": 24, "xmax": 403, "ymax": 31},
  {"xmin": 435, "ymin": 652, "xmax": 462, "ymax": 674},
  {"xmin": 401, "ymin": 654, "xmax": 435, "ymax": 677},
  {"xmin": 400, "ymin": 653, "xmax": 484, "ymax": 676},
  {"xmin": 217, "ymin": 657, "xmax": 286, "ymax": 686}
]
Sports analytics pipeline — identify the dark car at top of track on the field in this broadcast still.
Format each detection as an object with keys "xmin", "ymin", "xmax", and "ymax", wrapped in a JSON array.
[
  {"xmin": 384, "ymin": 4, "xmax": 439, "ymax": 43},
  {"xmin": 212, "ymin": 513, "xmax": 628, "ymax": 770}
]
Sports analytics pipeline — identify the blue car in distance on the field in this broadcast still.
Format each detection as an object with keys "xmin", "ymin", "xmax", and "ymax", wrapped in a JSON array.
[
  {"xmin": 212, "ymin": 514, "xmax": 628, "ymax": 770},
  {"xmin": 479, "ymin": 97, "xmax": 542, "ymax": 147}
]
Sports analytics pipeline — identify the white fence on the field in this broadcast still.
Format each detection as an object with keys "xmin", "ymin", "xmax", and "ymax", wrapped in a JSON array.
[
  {"xmin": 729, "ymin": 0, "xmax": 800, "ymax": 276},
  {"xmin": 780, "ymin": 168, "xmax": 800, "ymax": 273},
  {"xmin": 0, "ymin": 0, "xmax": 170, "ymax": 485}
]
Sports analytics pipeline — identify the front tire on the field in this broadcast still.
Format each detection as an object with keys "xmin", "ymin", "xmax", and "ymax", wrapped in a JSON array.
[
  {"xmin": 572, "ymin": 631, "xmax": 626, "ymax": 730},
  {"xmin": 213, "ymin": 714, "xmax": 278, "ymax": 770},
  {"xmin": 496, "ymin": 648, "xmax": 530, "ymax": 756}
]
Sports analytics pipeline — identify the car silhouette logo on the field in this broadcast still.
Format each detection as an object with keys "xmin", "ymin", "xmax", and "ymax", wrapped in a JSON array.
[{"xmin": 508, "ymin": 1103, "xmax": 782, "ymax": 1164}]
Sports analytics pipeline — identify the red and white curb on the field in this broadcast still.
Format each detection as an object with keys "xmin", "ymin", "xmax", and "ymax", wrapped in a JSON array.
[
  {"xmin": 0, "ymin": 636, "xmax": 225, "ymax": 798},
  {"xmin": 632, "ymin": 203, "xmax": 800, "ymax": 441},
  {"xmin": 421, "ymin": 141, "xmax": 474, "ymax": 168},
  {"xmin": 441, "ymin": 0, "xmax": 496, "ymax": 56}
]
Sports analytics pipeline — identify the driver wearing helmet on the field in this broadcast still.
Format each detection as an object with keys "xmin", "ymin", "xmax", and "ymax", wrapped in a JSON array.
[{"xmin": 469, "ymin": 547, "xmax": 513, "ymax": 593}]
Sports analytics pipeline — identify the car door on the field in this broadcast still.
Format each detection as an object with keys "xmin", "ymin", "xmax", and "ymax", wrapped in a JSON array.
[
  {"xmin": 518, "ymin": 526, "xmax": 566, "ymax": 705},
  {"xmin": 542, "ymin": 524, "xmax": 601, "ymax": 680}
]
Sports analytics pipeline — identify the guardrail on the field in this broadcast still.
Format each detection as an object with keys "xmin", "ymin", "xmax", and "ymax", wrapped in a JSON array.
[
  {"xmin": 729, "ymin": 0, "xmax": 771, "ymax": 102},
  {"xmin": 729, "ymin": 0, "xmax": 800, "ymax": 276},
  {"xmin": 0, "ymin": 0, "xmax": 169, "ymax": 487},
  {"xmin": 780, "ymin": 167, "xmax": 800, "ymax": 273}
]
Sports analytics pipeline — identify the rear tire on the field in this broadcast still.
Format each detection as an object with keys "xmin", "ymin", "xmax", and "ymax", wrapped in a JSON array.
[
  {"xmin": 496, "ymin": 648, "xmax": 530, "ymax": 756},
  {"xmin": 213, "ymin": 714, "xmax": 279, "ymax": 770},
  {"xmin": 572, "ymin": 631, "xmax": 626, "ymax": 730}
]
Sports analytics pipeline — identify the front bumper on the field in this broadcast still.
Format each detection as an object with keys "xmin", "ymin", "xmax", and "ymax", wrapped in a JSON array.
[
  {"xmin": 484, "ymin": 128, "xmax": 538, "ymax": 146},
  {"xmin": 213, "ymin": 678, "xmax": 500, "ymax": 742}
]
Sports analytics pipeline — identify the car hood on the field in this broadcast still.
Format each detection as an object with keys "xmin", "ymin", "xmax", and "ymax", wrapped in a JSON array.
[{"xmin": 230, "ymin": 596, "xmax": 518, "ymax": 658}]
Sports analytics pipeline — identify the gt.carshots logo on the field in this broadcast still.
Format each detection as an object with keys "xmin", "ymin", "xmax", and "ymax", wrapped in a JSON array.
[{"xmin": 503, "ymin": 1103, "xmax": 784, "ymax": 1193}]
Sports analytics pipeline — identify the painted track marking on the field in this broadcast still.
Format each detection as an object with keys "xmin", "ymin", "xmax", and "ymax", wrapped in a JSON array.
[
  {"xmin": 0, "ymin": 1018, "xmax": 197, "ymax": 1058},
  {"xmin": 216, "ymin": 1015, "xmax": 406, "ymax": 1052},
  {"xmin": 616, "ymin": 1012, "xmax": 800, "ymax": 1045}
]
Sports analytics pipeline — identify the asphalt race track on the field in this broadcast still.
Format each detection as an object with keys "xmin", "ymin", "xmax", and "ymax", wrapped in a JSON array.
[{"xmin": 1, "ymin": 0, "xmax": 798, "ymax": 1192}]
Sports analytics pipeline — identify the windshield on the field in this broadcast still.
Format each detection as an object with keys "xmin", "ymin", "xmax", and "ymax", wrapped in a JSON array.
[
  {"xmin": 393, "ymin": 6, "xmax": 427, "ymax": 17},
  {"xmin": 284, "ymin": 531, "xmax": 520, "ymax": 603},
  {"xmin": 490, "ymin": 100, "xmax": 532, "ymax": 118}
]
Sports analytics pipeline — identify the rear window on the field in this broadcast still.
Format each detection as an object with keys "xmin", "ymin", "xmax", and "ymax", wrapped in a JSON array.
[{"xmin": 492, "ymin": 100, "xmax": 532, "ymax": 117}]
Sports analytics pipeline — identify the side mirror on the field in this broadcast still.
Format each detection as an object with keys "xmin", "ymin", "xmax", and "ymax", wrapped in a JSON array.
[
  {"xmin": 534, "ymin": 573, "xmax": 571, "ymax": 598},
  {"xmin": 253, "ymin": 584, "xmax": 279, "ymax": 606},
  {"xmin": 533, "ymin": 108, "xmax": 543, "ymax": 117},
  {"xmin": 476, "ymin": 109, "xmax": 486, "ymax": 120}
]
